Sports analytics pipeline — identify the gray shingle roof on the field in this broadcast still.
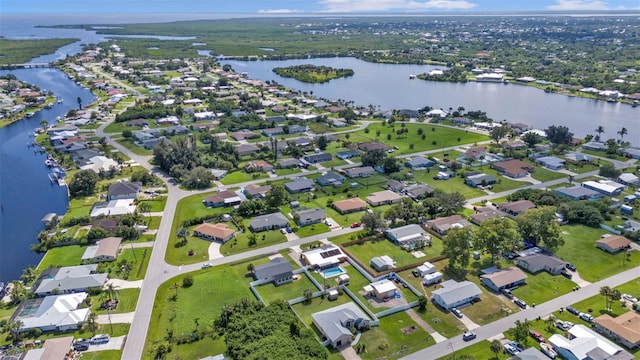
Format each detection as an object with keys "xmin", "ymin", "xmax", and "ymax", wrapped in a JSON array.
[
  {"xmin": 432, "ymin": 280, "xmax": 482, "ymax": 306},
  {"xmin": 253, "ymin": 257, "xmax": 293, "ymax": 280},
  {"xmin": 311, "ymin": 302, "xmax": 369, "ymax": 343}
]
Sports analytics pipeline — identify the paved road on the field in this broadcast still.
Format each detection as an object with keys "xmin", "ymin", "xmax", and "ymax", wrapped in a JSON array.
[{"xmin": 402, "ymin": 263, "xmax": 640, "ymax": 360}]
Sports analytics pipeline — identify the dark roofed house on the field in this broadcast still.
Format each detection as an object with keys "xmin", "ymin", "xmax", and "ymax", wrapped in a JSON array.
[
  {"xmin": 261, "ymin": 127, "xmax": 285, "ymax": 137},
  {"xmin": 536, "ymin": 156, "xmax": 565, "ymax": 170},
  {"xmin": 469, "ymin": 207, "xmax": 505, "ymax": 225},
  {"xmin": 501, "ymin": 140, "xmax": 527, "ymax": 150},
  {"xmin": 336, "ymin": 150, "xmax": 361, "ymax": 160},
  {"xmin": 404, "ymin": 184, "xmax": 434, "ymax": 199},
  {"xmin": 303, "ymin": 153, "xmax": 332, "ymax": 164},
  {"xmin": 345, "ymin": 166, "xmax": 375, "ymax": 179},
  {"xmin": 295, "ymin": 208, "xmax": 326, "ymax": 227},
  {"xmin": 405, "ymin": 157, "xmax": 435, "ymax": 170},
  {"xmin": 582, "ymin": 141, "xmax": 608, "ymax": 151},
  {"xmin": 481, "ymin": 267, "xmax": 527, "ymax": 292},
  {"xmin": 492, "ymin": 159, "xmax": 535, "ymax": 178},
  {"xmin": 230, "ymin": 129, "xmax": 258, "ymax": 141},
  {"xmin": 107, "ymin": 181, "xmax": 141, "ymax": 201},
  {"xmin": 317, "ymin": 172, "xmax": 345, "ymax": 187},
  {"xmin": 386, "ymin": 180, "xmax": 403, "ymax": 192},
  {"xmin": 249, "ymin": 212, "xmax": 289, "ymax": 232},
  {"xmin": 465, "ymin": 173, "xmax": 497, "ymax": 188},
  {"xmin": 278, "ymin": 158, "xmax": 301, "ymax": 169},
  {"xmin": 245, "ymin": 160, "xmax": 273, "ymax": 173},
  {"xmin": 288, "ymin": 125, "xmax": 307, "ymax": 134},
  {"xmin": 92, "ymin": 218, "xmax": 122, "ymax": 233},
  {"xmin": 555, "ymin": 186, "xmax": 603, "ymax": 201},
  {"xmin": 517, "ymin": 253, "xmax": 565, "ymax": 275},
  {"xmin": 358, "ymin": 141, "xmax": 390, "ymax": 152},
  {"xmin": 285, "ymin": 177, "xmax": 315, "ymax": 193},
  {"xmin": 235, "ymin": 143, "xmax": 260, "ymax": 156},
  {"xmin": 253, "ymin": 257, "xmax": 294, "ymax": 286},
  {"xmin": 497, "ymin": 200, "xmax": 536, "ymax": 217}
]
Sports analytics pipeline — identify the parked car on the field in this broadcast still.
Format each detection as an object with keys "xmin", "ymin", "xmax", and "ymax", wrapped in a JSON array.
[
  {"xmin": 411, "ymin": 269, "xmax": 421, "ymax": 278},
  {"xmin": 462, "ymin": 331, "xmax": 476, "ymax": 341},
  {"xmin": 556, "ymin": 320, "xmax": 574, "ymax": 331},
  {"xmin": 280, "ymin": 228, "xmax": 287, "ymax": 234},
  {"xmin": 566, "ymin": 306, "xmax": 580, "ymax": 315},
  {"xmin": 561, "ymin": 269, "xmax": 573, "ymax": 279},
  {"xmin": 89, "ymin": 334, "xmax": 110, "ymax": 345},
  {"xmin": 565, "ymin": 263, "xmax": 576, "ymax": 271},
  {"xmin": 501, "ymin": 288, "xmax": 514, "ymax": 299},
  {"xmin": 514, "ymin": 297, "xmax": 527, "ymax": 309},
  {"xmin": 529, "ymin": 330, "xmax": 545, "ymax": 342},
  {"xmin": 451, "ymin": 308, "xmax": 463, "ymax": 318},
  {"xmin": 579, "ymin": 313, "xmax": 594, "ymax": 322},
  {"xmin": 622, "ymin": 294, "xmax": 638, "ymax": 303},
  {"xmin": 201, "ymin": 263, "xmax": 212, "ymax": 269},
  {"xmin": 73, "ymin": 342, "xmax": 89, "ymax": 351},
  {"xmin": 350, "ymin": 222, "xmax": 361, "ymax": 228}
]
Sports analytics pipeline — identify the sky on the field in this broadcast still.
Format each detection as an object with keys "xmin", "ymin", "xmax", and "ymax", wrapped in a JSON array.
[{"xmin": 3, "ymin": 0, "xmax": 640, "ymax": 14}]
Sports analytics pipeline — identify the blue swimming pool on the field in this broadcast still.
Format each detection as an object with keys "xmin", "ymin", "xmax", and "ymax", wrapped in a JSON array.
[{"xmin": 322, "ymin": 267, "xmax": 346, "ymax": 278}]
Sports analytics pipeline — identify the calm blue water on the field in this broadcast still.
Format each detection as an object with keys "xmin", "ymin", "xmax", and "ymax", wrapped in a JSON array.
[
  {"xmin": 322, "ymin": 267, "xmax": 346, "ymax": 278},
  {"xmin": 0, "ymin": 68, "xmax": 95, "ymax": 282}
]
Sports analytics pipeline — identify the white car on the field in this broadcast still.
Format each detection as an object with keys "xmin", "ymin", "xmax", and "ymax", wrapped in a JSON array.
[
  {"xmin": 201, "ymin": 263, "xmax": 212, "ymax": 269},
  {"xmin": 622, "ymin": 294, "xmax": 638, "ymax": 303},
  {"xmin": 579, "ymin": 312, "xmax": 594, "ymax": 322}
]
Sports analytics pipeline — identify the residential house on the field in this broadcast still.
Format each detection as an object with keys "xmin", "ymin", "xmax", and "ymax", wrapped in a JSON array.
[
  {"xmin": 461, "ymin": 146, "xmax": 487, "ymax": 162},
  {"xmin": 301, "ymin": 245, "xmax": 345, "ymax": 270},
  {"xmin": 245, "ymin": 160, "xmax": 273, "ymax": 173},
  {"xmin": 193, "ymin": 223, "xmax": 236, "ymax": 243},
  {"xmin": 370, "ymin": 256, "xmax": 395, "ymax": 272},
  {"xmin": 405, "ymin": 157, "xmax": 435, "ymax": 170},
  {"xmin": 303, "ymin": 153, "xmax": 332, "ymax": 164},
  {"xmin": 230, "ymin": 129, "xmax": 258, "ymax": 141},
  {"xmin": 210, "ymin": 169, "xmax": 228, "ymax": 180},
  {"xmin": 451, "ymin": 117, "xmax": 473, "ymax": 126},
  {"xmin": 291, "ymin": 137, "xmax": 312, "ymax": 147},
  {"xmin": 72, "ymin": 148, "xmax": 102, "ymax": 165},
  {"xmin": 622, "ymin": 147, "xmax": 640, "ymax": 160},
  {"xmin": 565, "ymin": 153, "xmax": 592, "ymax": 163},
  {"xmin": 431, "ymin": 280, "xmax": 482, "ymax": 311},
  {"xmin": 261, "ymin": 127, "xmax": 285, "ymax": 137},
  {"xmin": 416, "ymin": 262, "xmax": 436, "ymax": 276},
  {"xmin": 469, "ymin": 207, "xmax": 505, "ymax": 225},
  {"xmin": 244, "ymin": 184, "xmax": 271, "ymax": 199},
  {"xmin": 311, "ymin": 302, "xmax": 370, "ymax": 348},
  {"xmin": 332, "ymin": 198, "xmax": 368, "ymax": 214},
  {"xmin": 582, "ymin": 141, "xmax": 608, "ymax": 151},
  {"xmin": 278, "ymin": 158, "xmax": 301, "ymax": 169},
  {"xmin": 81, "ymin": 237, "xmax": 122, "ymax": 263},
  {"xmin": 80, "ymin": 156, "xmax": 119, "ymax": 173},
  {"xmin": 582, "ymin": 180, "xmax": 625, "ymax": 196},
  {"xmin": 285, "ymin": 177, "xmax": 315, "ymax": 194},
  {"xmin": 619, "ymin": 173, "xmax": 640, "ymax": 187},
  {"xmin": 426, "ymin": 215, "xmax": 472, "ymax": 235},
  {"xmin": 517, "ymin": 254, "xmax": 565, "ymax": 275},
  {"xmin": 288, "ymin": 125, "xmax": 307, "ymax": 134},
  {"xmin": 336, "ymin": 150, "xmax": 361, "ymax": 160},
  {"xmin": 492, "ymin": 159, "xmax": 534, "ymax": 178},
  {"xmin": 253, "ymin": 257, "xmax": 294, "ymax": 286},
  {"xmin": 155, "ymin": 115, "xmax": 180, "ymax": 125},
  {"xmin": 24, "ymin": 337, "xmax": 75, "ymax": 360},
  {"xmin": 249, "ymin": 212, "xmax": 289, "ymax": 232},
  {"xmin": 596, "ymin": 235, "xmax": 632, "ymax": 254},
  {"xmin": 497, "ymin": 200, "xmax": 536, "ymax": 216},
  {"xmin": 536, "ymin": 156, "xmax": 565, "ymax": 170},
  {"xmin": 91, "ymin": 218, "xmax": 122, "ymax": 233},
  {"xmin": 33, "ymin": 265, "xmax": 107, "ymax": 296},
  {"xmin": 295, "ymin": 208, "xmax": 326, "ymax": 227},
  {"xmin": 549, "ymin": 324, "xmax": 633, "ymax": 360},
  {"xmin": 404, "ymin": 184, "xmax": 434, "ymax": 199},
  {"xmin": 107, "ymin": 181, "xmax": 141, "ymax": 201},
  {"xmin": 555, "ymin": 186, "xmax": 603, "ymax": 201},
  {"xmin": 593, "ymin": 311, "xmax": 640, "ymax": 350},
  {"xmin": 465, "ymin": 173, "xmax": 497, "ymax": 188},
  {"xmin": 385, "ymin": 224, "xmax": 430, "ymax": 250},
  {"xmin": 358, "ymin": 141, "xmax": 390, "ymax": 152},
  {"xmin": 480, "ymin": 267, "xmax": 527, "ymax": 292},
  {"xmin": 235, "ymin": 143, "xmax": 260, "ymax": 156},
  {"xmin": 345, "ymin": 166, "xmax": 375, "ymax": 179},
  {"xmin": 12, "ymin": 293, "xmax": 90, "ymax": 332},
  {"xmin": 203, "ymin": 190, "xmax": 241, "ymax": 208},
  {"xmin": 317, "ymin": 172, "xmax": 345, "ymax": 187},
  {"xmin": 501, "ymin": 140, "xmax": 527, "ymax": 150},
  {"xmin": 365, "ymin": 279, "xmax": 397, "ymax": 300},
  {"xmin": 386, "ymin": 180, "xmax": 403, "ymax": 192},
  {"xmin": 366, "ymin": 190, "xmax": 403, "ymax": 207}
]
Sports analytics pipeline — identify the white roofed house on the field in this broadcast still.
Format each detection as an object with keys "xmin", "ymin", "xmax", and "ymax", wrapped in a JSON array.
[
  {"xmin": 385, "ymin": 224, "xmax": 431, "ymax": 251},
  {"xmin": 549, "ymin": 324, "xmax": 633, "ymax": 360},
  {"xmin": 431, "ymin": 280, "xmax": 482, "ymax": 311},
  {"xmin": 370, "ymin": 256, "xmax": 395, "ymax": 272},
  {"xmin": 11, "ymin": 293, "xmax": 90, "ymax": 332},
  {"xmin": 365, "ymin": 279, "xmax": 397, "ymax": 300},
  {"xmin": 301, "ymin": 244, "xmax": 346, "ymax": 270}
]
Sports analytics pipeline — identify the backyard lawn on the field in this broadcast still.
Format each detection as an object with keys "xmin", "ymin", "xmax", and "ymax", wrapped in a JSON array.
[
  {"xmin": 358, "ymin": 311, "xmax": 434, "ymax": 360},
  {"xmin": 255, "ymin": 272, "xmax": 318, "ymax": 304},
  {"xmin": 138, "ymin": 196, "xmax": 167, "ymax": 212},
  {"xmin": 142, "ymin": 259, "xmax": 269, "ymax": 360},
  {"xmin": 555, "ymin": 224, "xmax": 640, "ymax": 282},
  {"xmin": 90, "ymin": 288, "xmax": 141, "ymax": 314},
  {"xmin": 219, "ymin": 228, "xmax": 287, "ymax": 256},
  {"xmin": 97, "ymin": 247, "xmax": 152, "ymax": 281},
  {"xmin": 344, "ymin": 237, "xmax": 443, "ymax": 271},
  {"xmin": 36, "ymin": 245, "xmax": 86, "ymax": 271},
  {"xmin": 291, "ymin": 294, "xmax": 354, "ymax": 328},
  {"xmin": 220, "ymin": 169, "xmax": 269, "ymax": 185}
]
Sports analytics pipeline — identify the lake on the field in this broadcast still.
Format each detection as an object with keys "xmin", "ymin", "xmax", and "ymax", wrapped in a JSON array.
[
  {"xmin": 0, "ymin": 68, "xmax": 95, "ymax": 282},
  {"xmin": 221, "ymin": 57, "xmax": 638, "ymax": 143}
]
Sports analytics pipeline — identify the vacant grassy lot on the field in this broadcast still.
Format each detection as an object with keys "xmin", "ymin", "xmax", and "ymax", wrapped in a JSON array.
[
  {"xmin": 555, "ymin": 224, "xmax": 640, "ymax": 282},
  {"xmin": 143, "ymin": 259, "xmax": 269, "ymax": 360},
  {"xmin": 256, "ymin": 273, "xmax": 318, "ymax": 304},
  {"xmin": 408, "ymin": 170, "xmax": 485, "ymax": 199},
  {"xmin": 510, "ymin": 271, "xmax": 575, "ymax": 306},
  {"xmin": 220, "ymin": 169, "xmax": 269, "ymax": 185},
  {"xmin": 79, "ymin": 351, "xmax": 123, "ymax": 360},
  {"xmin": 138, "ymin": 196, "xmax": 167, "ymax": 212},
  {"xmin": 359, "ymin": 311, "xmax": 433, "ymax": 360},
  {"xmin": 219, "ymin": 227, "xmax": 287, "ymax": 256},
  {"xmin": 90, "ymin": 288, "xmax": 141, "ymax": 314}
]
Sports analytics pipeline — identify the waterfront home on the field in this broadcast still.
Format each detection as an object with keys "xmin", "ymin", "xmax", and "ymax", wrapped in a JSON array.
[
  {"xmin": 426, "ymin": 215, "xmax": 472, "ymax": 235},
  {"xmin": 253, "ymin": 257, "xmax": 294, "ymax": 286},
  {"xmin": 249, "ymin": 212, "xmax": 289, "ymax": 232},
  {"xmin": 81, "ymin": 237, "xmax": 122, "ymax": 263},
  {"xmin": 33, "ymin": 265, "xmax": 107, "ymax": 296},
  {"xmin": 480, "ymin": 267, "xmax": 527, "ymax": 292},
  {"xmin": 366, "ymin": 190, "xmax": 403, "ymax": 207},
  {"xmin": 80, "ymin": 155, "xmax": 119, "ymax": 174},
  {"xmin": 311, "ymin": 302, "xmax": 370, "ymax": 348},
  {"xmin": 596, "ymin": 235, "xmax": 632, "ymax": 254},
  {"xmin": 284, "ymin": 177, "xmax": 315, "ymax": 193},
  {"xmin": 203, "ymin": 190, "xmax": 241, "ymax": 208},
  {"xmin": 332, "ymin": 197, "xmax": 368, "ymax": 215},
  {"xmin": 107, "ymin": 181, "xmax": 141, "ymax": 201},
  {"xmin": 295, "ymin": 208, "xmax": 326, "ymax": 227},
  {"xmin": 12, "ymin": 293, "xmax": 90, "ymax": 333},
  {"xmin": 593, "ymin": 311, "xmax": 640, "ymax": 350},
  {"xmin": 317, "ymin": 172, "xmax": 345, "ymax": 187},
  {"xmin": 432, "ymin": 280, "xmax": 482, "ymax": 311},
  {"xmin": 497, "ymin": 200, "xmax": 536, "ymax": 217},
  {"xmin": 492, "ymin": 159, "xmax": 534, "ymax": 178},
  {"xmin": 193, "ymin": 223, "xmax": 236, "ymax": 243}
]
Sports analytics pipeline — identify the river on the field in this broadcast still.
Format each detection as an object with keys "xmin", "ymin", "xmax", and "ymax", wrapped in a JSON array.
[
  {"xmin": 222, "ymin": 57, "xmax": 638, "ymax": 143},
  {"xmin": 0, "ymin": 68, "xmax": 95, "ymax": 282}
]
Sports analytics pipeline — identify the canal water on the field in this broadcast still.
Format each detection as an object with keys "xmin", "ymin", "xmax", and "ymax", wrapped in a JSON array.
[{"xmin": 0, "ymin": 68, "xmax": 95, "ymax": 282}]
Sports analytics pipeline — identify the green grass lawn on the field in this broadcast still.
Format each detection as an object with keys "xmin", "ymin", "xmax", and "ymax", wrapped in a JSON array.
[
  {"xmin": 138, "ymin": 197, "xmax": 167, "ymax": 212},
  {"xmin": 358, "ymin": 311, "xmax": 434, "ymax": 360},
  {"xmin": 113, "ymin": 138, "xmax": 154, "ymax": 156},
  {"xmin": 220, "ymin": 170, "xmax": 269, "ymax": 185},
  {"xmin": 408, "ymin": 170, "xmax": 484, "ymax": 199},
  {"xmin": 345, "ymin": 123, "xmax": 489, "ymax": 156},
  {"xmin": 529, "ymin": 165, "xmax": 567, "ymax": 182},
  {"xmin": 580, "ymin": 149, "xmax": 629, "ymax": 162},
  {"xmin": 78, "ymin": 351, "xmax": 123, "ymax": 360},
  {"xmin": 510, "ymin": 271, "xmax": 575, "ymax": 306},
  {"xmin": 555, "ymin": 224, "xmax": 640, "ymax": 282},
  {"xmin": 256, "ymin": 273, "xmax": 318, "ymax": 305},
  {"xmin": 275, "ymin": 167, "xmax": 302, "ymax": 176},
  {"xmin": 36, "ymin": 245, "xmax": 87, "ymax": 271},
  {"xmin": 291, "ymin": 294, "xmax": 354, "ymax": 327},
  {"xmin": 0, "ymin": 324, "xmax": 130, "ymax": 347},
  {"xmin": 90, "ymin": 288, "xmax": 140, "ymax": 314},
  {"xmin": 219, "ymin": 229, "xmax": 287, "ymax": 256},
  {"xmin": 294, "ymin": 223, "xmax": 331, "ymax": 238},
  {"xmin": 142, "ymin": 260, "xmax": 266, "ymax": 360},
  {"xmin": 97, "ymin": 247, "xmax": 151, "ymax": 281},
  {"xmin": 565, "ymin": 160, "xmax": 611, "ymax": 174},
  {"xmin": 66, "ymin": 195, "xmax": 100, "ymax": 218},
  {"xmin": 345, "ymin": 238, "xmax": 443, "ymax": 271}
]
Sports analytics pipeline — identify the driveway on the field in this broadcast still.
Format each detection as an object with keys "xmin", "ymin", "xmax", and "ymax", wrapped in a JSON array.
[
  {"xmin": 104, "ymin": 278, "xmax": 143, "ymax": 290},
  {"xmin": 455, "ymin": 309, "xmax": 480, "ymax": 330},
  {"xmin": 208, "ymin": 242, "xmax": 222, "ymax": 259},
  {"xmin": 96, "ymin": 312, "xmax": 135, "ymax": 324},
  {"xmin": 83, "ymin": 335, "xmax": 126, "ymax": 352}
]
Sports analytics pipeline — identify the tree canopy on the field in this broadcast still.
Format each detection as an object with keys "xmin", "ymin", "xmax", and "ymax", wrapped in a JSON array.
[
  {"xmin": 68, "ymin": 170, "xmax": 99, "ymax": 197},
  {"xmin": 516, "ymin": 207, "xmax": 564, "ymax": 251}
]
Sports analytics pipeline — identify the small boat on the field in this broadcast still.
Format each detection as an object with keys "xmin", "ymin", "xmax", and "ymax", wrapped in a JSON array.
[
  {"xmin": 539, "ymin": 342, "xmax": 557, "ymax": 359},
  {"xmin": 45, "ymin": 159, "xmax": 55, "ymax": 167},
  {"xmin": 44, "ymin": 103, "xmax": 53, "ymax": 109},
  {"xmin": 633, "ymin": 100, "xmax": 638, "ymax": 107},
  {"xmin": 26, "ymin": 112, "xmax": 35, "ymax": 118},
  {"xmin": 409, "ymin": 74, "xmax": 416, "ymax": 79},
  {"xmin": 607, "ymin": 97, "xmax": 616, "ymax": 103},
  {"xmin": 57, "ymin": 98, "xmax": 63, "ymax": 104}
]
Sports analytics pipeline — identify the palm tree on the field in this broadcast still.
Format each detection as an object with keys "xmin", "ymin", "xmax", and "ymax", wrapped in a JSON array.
[
  {"xmin": 103, "ymin": 283, "xmax": 119, "ymax": 302},
  {"xmin": 600, "ymin": 286, "xmax": 612, "ymax": 310},
  {"xmin": 247, "ymin": 263, "xmax": 255, "ymax": 275},
  {"xmin": 7, "ymin": 320, "xmax": 23, "ymax": 341},
  {"xmin": 39, "ymin": 119, "xmax": 49, "ymax": 130},
  {"xmin": 20, "ymin": 266, "xmax": 37, "ymax": 286},
  {"xmin": 303, "ymin": 288, "xmax": 313, "ymax": 302},
  {"xmin": 595, "ymin": 126, "xmax": 605, "ymax": 141},
  {"xmin": 490, "ymin": 339, "xmax": 502, "ymax": 359},
  {"xmin": 137, "ymin": 201, "xmax": 151, "ymax": 219},
  {"xmin": 83, "ymin": 312, "xmax": 99, "ymax": 336},
  {"xmin": 617, "ymin": 127, "xmax": 628, "ymax": 142}
]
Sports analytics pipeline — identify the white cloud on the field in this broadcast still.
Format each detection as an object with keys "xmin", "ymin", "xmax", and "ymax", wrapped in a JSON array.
[
  {"xmin": 258, "ymin": 8, "xmax": 300, "ymax": 13},
  {"xmin": 316, "ymin": 0, "xmax": 477, "ymax": 12},
  {"xmin": 547, "ymin": 0, "xmax": 610, "ymax": 10}
]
